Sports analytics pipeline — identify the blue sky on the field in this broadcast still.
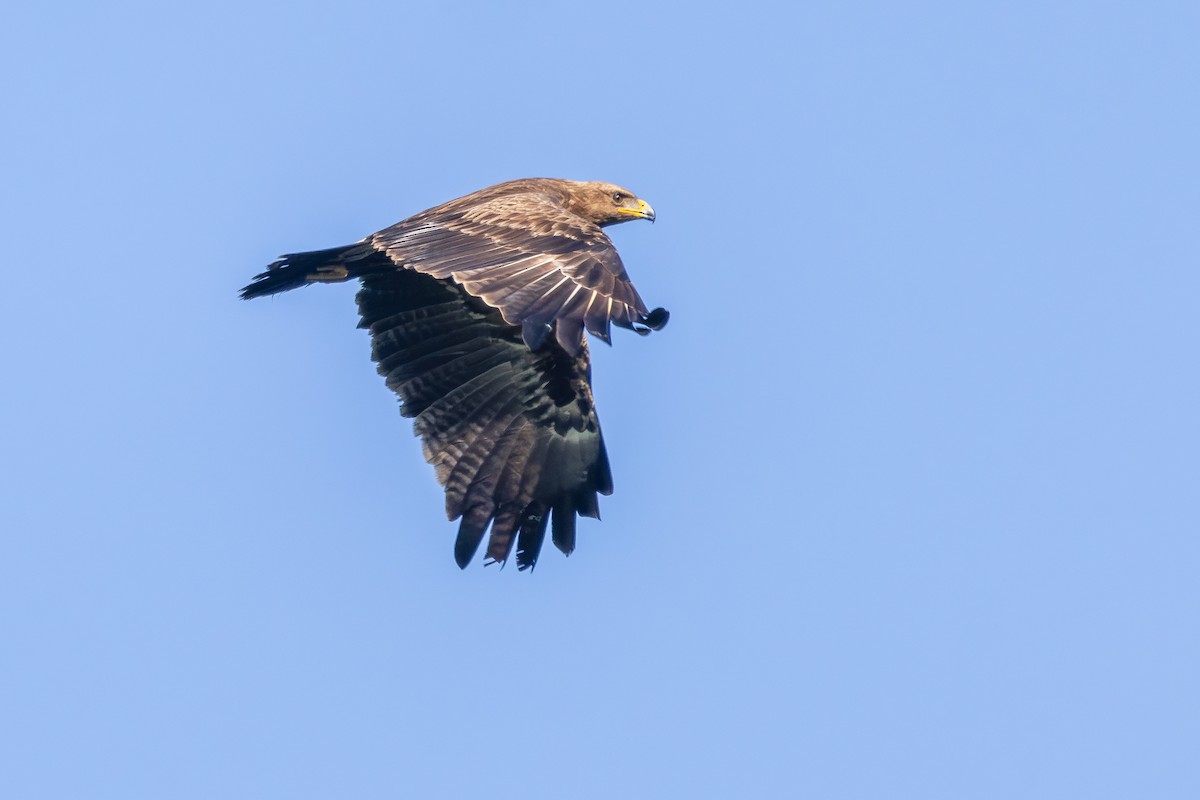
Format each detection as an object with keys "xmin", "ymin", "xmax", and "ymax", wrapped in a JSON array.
[{"xmin": 2, "ymin": 2, "xmax": 1197, "ymax": 797}]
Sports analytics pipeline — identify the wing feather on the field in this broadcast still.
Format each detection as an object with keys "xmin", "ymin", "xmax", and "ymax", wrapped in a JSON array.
[
  {"xmin": 356, "ymin": 269, "xmax": 613, "ymax": 569},
  {"xmin": 369, "ymin": 192, "xmax": 657, "ymax": 354}
]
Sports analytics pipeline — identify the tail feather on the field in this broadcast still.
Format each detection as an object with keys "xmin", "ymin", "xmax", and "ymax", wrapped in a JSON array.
[{"xmin": 240, "ymin": 243, "xmax": 382, "ymax": 300}]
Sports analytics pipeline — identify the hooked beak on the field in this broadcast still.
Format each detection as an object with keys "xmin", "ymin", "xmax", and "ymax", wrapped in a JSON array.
[{"xmin": 618, "ymin": 198, "xmax": 656, "ymax": 223}]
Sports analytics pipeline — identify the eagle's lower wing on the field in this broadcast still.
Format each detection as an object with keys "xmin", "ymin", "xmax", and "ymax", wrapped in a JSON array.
[
  {"xmin": 369, "ymin": 193, "xmax": 666, "ymax": 354},
  {"xmin": 357, "ymin": 268, "xmax": 613, "ymax": 569}
]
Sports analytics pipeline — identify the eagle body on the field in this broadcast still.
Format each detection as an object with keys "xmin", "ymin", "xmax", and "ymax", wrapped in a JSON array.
[{"xmin": 242, "ymin": 179, "xmax": 667, "ymax": 569}]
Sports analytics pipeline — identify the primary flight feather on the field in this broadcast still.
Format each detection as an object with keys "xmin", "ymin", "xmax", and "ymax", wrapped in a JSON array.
[{"xmin": 241, "ymin": 178, "xmax": 668, "ymax": 569}]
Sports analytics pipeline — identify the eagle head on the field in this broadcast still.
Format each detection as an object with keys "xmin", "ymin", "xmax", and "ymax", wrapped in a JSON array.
[{"xmin": 568, "ymin": 181, "xmax": 656, "ymax": 227}]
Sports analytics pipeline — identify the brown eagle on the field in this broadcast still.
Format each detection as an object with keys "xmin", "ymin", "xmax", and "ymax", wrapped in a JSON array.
[{"xmin": 241, "ymin": 178, "xmax": 668, "ymax": 570}]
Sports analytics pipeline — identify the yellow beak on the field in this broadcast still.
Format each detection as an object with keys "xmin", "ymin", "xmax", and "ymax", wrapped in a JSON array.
[{"xmin": 618, "ymin": 198, "xmax": 656, "ymax": 222}]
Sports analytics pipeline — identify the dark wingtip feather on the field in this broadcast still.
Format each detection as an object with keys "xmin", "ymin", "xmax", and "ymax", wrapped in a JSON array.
[
  {"xmin": 551, "ymin": 501, "xmax": 577, "ymax": 556},
  {"xmin": 483, "ymin": 508, "xmax": 521, "ymax": 566},
  {"xmin": 593, "ymin": 439, "xmax": 614, "ymax": 496},
  {"xmin": 625, "ymin": 307, "xmax": 670, "ymax": 336},
  {"xmin": 454, "ymin": 507, "xmax": 492, "ymax": 569},
  {"xmin": 644, "ymin": 307, "xmax": 670, "ymax": 330},
  {"xmin": 575, "ymin": 490, "xmax": 601, "ymax": 520},
  {"xmin": 515, "ymin": 504, "xmax": 550, "ymax": 571}
]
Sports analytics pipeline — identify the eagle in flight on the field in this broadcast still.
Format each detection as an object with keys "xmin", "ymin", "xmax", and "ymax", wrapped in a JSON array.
[{"xmin": 241, "ymin": 178, "xmax": 668, "ymax": 570}]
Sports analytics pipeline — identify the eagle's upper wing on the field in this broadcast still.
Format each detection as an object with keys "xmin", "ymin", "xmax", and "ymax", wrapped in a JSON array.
[
  {"xmin": 356, "ymin": 266, "xmax": 614, "ymax": 570},
  {"xmin": 368, "ymin": 192, "xmax": 666, "ymax": 354}
]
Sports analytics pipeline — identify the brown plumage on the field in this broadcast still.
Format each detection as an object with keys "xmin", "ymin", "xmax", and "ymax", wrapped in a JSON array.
[{"xmin": 241, "ymin": 178, "xmax": 668, "ymax": 569}]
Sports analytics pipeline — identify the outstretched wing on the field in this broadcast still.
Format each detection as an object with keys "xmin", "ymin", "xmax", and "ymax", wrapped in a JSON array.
[
  {"xmin": 368, "ymin": 192, "xmax": 666, "ymax": 355},
  {"xmin": 356, "ymin": 266, "xmax": 614, "ymax": 569}
]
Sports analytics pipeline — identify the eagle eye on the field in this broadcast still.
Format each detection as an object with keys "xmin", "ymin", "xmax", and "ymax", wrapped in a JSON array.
[{"xmin": 612, "ymin": 192, "xmax": 625, "ymax": 203}]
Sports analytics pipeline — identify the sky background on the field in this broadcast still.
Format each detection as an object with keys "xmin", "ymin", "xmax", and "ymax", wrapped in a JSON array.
[{"xmin": 2, "ymin": 2, "xmax": 1197, "ymax": 797}]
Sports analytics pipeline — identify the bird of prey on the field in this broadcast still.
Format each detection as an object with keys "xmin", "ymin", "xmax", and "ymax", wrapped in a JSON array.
[{"xmin": 241, "ymin": 178, "xmax": 668, "ymax": 570}]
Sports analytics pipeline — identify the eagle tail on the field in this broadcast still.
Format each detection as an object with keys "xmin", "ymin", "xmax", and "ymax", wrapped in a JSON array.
[{"xmin": 240, "ymin": 243, "xmax": 383, "ymax": 300}]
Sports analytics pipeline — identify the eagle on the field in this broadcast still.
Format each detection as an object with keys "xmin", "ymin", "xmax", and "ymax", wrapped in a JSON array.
[{"xmin": 241, "ymin": 178, "xmax": 668, "ymax": 570}]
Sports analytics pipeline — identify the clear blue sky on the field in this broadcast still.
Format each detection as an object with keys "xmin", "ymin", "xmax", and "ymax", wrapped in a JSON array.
[{"xmin": 2, "ymin": 2, "xmax": 1197, "ymax": 797}]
